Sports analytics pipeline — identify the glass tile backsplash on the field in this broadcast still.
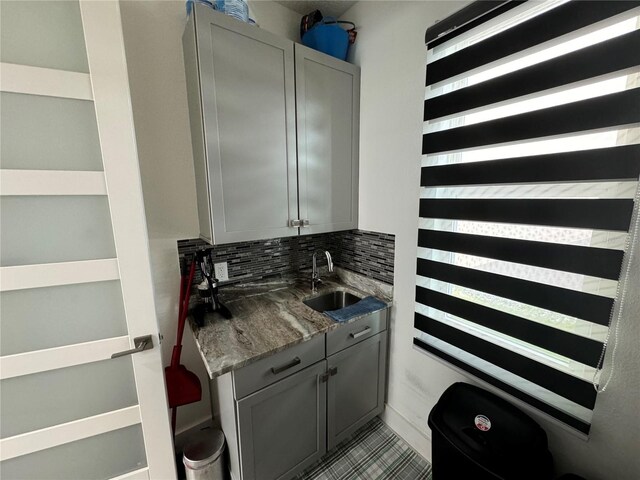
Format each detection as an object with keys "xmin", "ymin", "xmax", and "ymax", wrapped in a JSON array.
[{"xmin": 177, "ymin": 230, "xmax": 395, "ymax": 285}]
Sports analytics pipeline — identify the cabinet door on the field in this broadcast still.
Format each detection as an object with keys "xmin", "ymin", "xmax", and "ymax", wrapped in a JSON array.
[
  {"xmin": 295, "ymin": 44, "xmax": 360, "ymax": 234},
  {"xmin": 327, "ymin": 332, "xmax": 387, "ymax": 450},
  {"xmin": 236, "ymin": 360, "xmax": 327, "ymax": 480},
  {"xmin": 194, "ymin": 6, "xmax": 299, "ymax": 244}
]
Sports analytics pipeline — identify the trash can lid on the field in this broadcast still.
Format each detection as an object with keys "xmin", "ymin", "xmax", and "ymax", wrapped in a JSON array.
[
  {"xmin": 183, "ymin": 429, "xmax": 225, "ymax": 470},
  {"xmin": 428, "ymin": 383, "xmax": 552, "ymax": 479}
]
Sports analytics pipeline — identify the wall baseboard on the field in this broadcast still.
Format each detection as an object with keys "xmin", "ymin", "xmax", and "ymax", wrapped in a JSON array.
[
  {"xmin": 381, "ymin": 403, "xmax": 433, "ymax": 463},
  {"xmin": 174, "ymin": 406, "xmax": 433, "ymax": 466}
]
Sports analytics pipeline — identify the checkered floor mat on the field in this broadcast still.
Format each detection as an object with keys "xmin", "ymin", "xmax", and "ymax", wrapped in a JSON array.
[{"xmin": 296, "ymin": 417, "xmax": 432, "ymax": 480}]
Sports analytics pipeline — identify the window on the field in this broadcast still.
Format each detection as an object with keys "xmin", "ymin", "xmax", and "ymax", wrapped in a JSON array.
[{"xmin": 416, "ymin": 0, "xmax": 640, "ymax": 435}]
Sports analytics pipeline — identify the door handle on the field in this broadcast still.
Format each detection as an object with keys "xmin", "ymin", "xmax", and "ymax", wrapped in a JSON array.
[
  {"xmin": 111, "ymin": 335, "xmax": 153, "ymax": 359},
  {"xmin": 350, "ymin": 327, "xmax": 371, "ymax": 339},
  {"xmin": 271, "ymin": 356, "xmax": 301, "ymax": 375}
]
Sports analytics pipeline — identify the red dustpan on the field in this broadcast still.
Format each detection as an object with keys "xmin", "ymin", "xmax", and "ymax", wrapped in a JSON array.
[{"xmin": 165, "ymin": 258, "xmax": 202, "ymax": 434}]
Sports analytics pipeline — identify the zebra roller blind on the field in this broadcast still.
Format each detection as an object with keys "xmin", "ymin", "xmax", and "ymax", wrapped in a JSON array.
[{"xmin": 417, "ymin": 0, "xmax": 640, "ymax": 435}]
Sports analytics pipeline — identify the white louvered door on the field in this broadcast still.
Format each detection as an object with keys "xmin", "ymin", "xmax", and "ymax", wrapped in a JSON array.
[{"xmin": 0, "ymin": 1, "xmax": 175, "ymax": 479}]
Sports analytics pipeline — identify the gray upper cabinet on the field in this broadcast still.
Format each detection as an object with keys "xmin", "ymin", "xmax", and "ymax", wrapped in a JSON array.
[
  {"xmin": 184, "ymin": 5, "xmax": 298, "ymax": 244},
  {"xmin": 183, "ymin": 6, "xmax": 359, "ymax": 244},
  {"xmin": 295, "ymin": 44, "xmax": 360, "ymax": 235}
]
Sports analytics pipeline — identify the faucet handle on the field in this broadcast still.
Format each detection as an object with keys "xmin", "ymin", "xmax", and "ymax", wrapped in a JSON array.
[{"xmin": 324, "ymin": 251, "xmax": 334, "ymax": 272}]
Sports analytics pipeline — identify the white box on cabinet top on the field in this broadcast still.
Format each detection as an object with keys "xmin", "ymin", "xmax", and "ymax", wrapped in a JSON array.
[{"xmin": 183, "ymin": 5, "xmax": 360, "ymax": 244}]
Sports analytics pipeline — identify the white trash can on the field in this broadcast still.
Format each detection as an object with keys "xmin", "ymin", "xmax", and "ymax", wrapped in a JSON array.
[{"xmin": 183, "ymin": 429, "xmax": 226, "ymax": 480}]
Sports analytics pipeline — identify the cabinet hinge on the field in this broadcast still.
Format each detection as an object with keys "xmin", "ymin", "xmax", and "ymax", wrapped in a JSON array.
[{"xmin": 321, "ymin": 367, "xmax": 338, "ymax": 383}]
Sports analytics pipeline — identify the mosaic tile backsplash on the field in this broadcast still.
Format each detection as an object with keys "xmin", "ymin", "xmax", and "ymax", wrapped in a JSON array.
[{"xmin": 177, "ymin": 230, "xmax": 395, "ymax": 285}]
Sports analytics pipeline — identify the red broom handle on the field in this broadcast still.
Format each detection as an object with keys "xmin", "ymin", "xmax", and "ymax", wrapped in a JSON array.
[
  {"xmin": 178, "ymin": 258, "xmax": 196, "ymax": 344},
  {"xmin": 178, "ymin": 271, "xmax": 186, "ymax": 321},
  {"xmin": 171, "ymin": 257, "xmax": 196, "ymax": 368},
  {"xmin": 171, "ymin": 407, "xmax": 178, "ymax": 436}
]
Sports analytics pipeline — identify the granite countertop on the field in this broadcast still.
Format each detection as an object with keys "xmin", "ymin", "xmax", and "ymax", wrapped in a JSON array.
[{"xmin": 189, "ymin": 267, "xmax": 393, "ymax": 379}]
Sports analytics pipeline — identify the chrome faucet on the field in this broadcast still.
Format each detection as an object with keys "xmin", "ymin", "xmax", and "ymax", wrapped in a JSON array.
[{"xmin": 312, "ymin": 250, "xmax": 334, "ymax": 292}]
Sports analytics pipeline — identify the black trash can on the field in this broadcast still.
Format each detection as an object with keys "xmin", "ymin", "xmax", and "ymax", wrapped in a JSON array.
[{"xmin": 428, "ymin": 383, "xmax": 553, "ymax": 480}]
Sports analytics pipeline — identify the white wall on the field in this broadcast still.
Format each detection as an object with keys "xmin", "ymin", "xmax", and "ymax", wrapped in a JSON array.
[
  {"xmin": 341, "ymin": 1, "xmax": 640, "ymax": 479},
  {"xmin": 119, "ymin": 0, "xmax": 299, "ymax": 434},
  {"xmin": 248, "ymin": 0, "xmax": 301, "ymax": 41}
]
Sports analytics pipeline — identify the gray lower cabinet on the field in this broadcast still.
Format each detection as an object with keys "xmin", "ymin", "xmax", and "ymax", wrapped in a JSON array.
[
  {"xmin": 211, "ymin": 311, "xmax": 388, "ymax": 480},
  {"xmin": 236, "ymin": 360, "xmax": 328, "ymax": 480},
  {"xmin": 326, "ymin": 333, "xmax": 387, "ymax": 450}
]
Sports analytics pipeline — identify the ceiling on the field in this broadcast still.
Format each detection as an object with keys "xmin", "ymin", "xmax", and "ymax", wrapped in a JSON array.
[{"xmin": 274, "ymin": 1, "xmax": 358, "ymax": 19}]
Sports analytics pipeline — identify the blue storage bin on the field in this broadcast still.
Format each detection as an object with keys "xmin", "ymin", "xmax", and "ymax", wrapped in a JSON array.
[{"xmin": 302, "ymin": 18, "xmax": 351, "ymax": 61}]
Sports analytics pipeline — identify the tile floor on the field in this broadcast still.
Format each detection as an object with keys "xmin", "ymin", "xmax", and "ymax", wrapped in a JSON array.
[{"xmin": 296, "ymin": 417, "xmax": 432, "ymax": 480}]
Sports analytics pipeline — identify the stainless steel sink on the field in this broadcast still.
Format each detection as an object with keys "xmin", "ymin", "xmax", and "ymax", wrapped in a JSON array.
[{"xmin": 303, "ymin": 290, "xmax": 361, "ymax": 313}]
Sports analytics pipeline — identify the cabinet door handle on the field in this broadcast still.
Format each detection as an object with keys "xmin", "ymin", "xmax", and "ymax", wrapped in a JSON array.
[
  {"xmin": 350, "ymin": 327, "xmax": 371, "ymax": 339},
  {"xmin": 289, "ymin": 219, "xmax": 302, "ymax": 227},
  {"xmin": 271, "ymin": 356, "xmax": 301, "ymax": 375},
  {"xmin": 301, "ymin": 219, "xmax": 310, "ymax": 227}
]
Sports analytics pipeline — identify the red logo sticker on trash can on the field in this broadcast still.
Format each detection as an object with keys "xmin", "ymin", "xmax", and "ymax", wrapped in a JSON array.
[{"xmin": 474, "ymin": 415, "xmax": 491, "ymax": 431}]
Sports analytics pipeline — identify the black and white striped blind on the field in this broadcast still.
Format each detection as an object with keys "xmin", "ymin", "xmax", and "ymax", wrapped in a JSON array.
[{"xmin": 417, "ymin": 0, "xmax": 640, "ymax": 434}]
